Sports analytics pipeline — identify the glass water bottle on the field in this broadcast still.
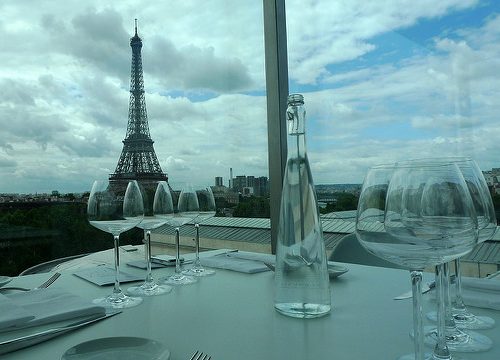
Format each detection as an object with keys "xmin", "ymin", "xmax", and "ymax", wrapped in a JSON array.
[{"xmin": 274, "ymin": 94, "xmax": 331, "ymax": 318}]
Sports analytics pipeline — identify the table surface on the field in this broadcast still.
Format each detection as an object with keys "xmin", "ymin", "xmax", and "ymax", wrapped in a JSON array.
[{"xmin": 2, "ymin": 247, "xmax": 499, "ymax": 360}]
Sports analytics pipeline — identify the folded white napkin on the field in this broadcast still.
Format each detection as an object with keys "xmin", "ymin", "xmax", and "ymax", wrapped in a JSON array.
[
  {"xmin": 225, "ymin": 251, "xmax": 275, "ymax": 264},
  {"xmin": 460, "ymin": 277, "xmax": 500, "ymax": 311},
  {"xmin": 0, "ymin": 295, "xmax": 34, "ymax": 330},
  {"xmin": 73, "ymin": 265, "xmax": 143, "ymax": 286},
  {"xmin": 200, "ymin": 252, "xmax": 271, "ymax": 274},
  {"xmin": 0, "ymin": 288, "xmax": 105, "ymax": 332}
]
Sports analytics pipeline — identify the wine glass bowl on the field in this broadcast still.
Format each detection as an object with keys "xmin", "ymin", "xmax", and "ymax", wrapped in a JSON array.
[
  {"xmin": 196, "ymin": 187, "xmax": 217, "ymax": 222},
  {"xmin": 88, "ymin": 181, "xmax": 144, "ymax": 236},
  {"xmin": 87, "ymin": 179, "xmax": 144, "ymax": 309},
  {"xmin": 384, "ymin": 161, "xmax": 477, "ymax": 264}
]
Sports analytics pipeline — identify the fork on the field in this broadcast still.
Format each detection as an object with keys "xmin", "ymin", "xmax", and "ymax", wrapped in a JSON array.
[
  {"xmin": 0, "ymin": 272, "xmax": 61, "ymax": 292},
  {"xmin": 190, "ymin": 350, "xmax": 212, "ymax": 360}
]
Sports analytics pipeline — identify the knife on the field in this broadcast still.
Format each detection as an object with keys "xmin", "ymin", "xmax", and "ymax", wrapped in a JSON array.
[
  {"xmin": 0, "ymin": 310, "xmax": 121, "ymax": 355},
  {"xmin": 393, "ymin": 275, "xmax": 456, "ymax": 300}
]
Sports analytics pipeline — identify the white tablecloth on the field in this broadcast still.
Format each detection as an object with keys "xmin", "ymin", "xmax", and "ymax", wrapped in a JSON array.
[{"xmin": 2, "ymin": 248, "xmax": 499, "ymax": 360}]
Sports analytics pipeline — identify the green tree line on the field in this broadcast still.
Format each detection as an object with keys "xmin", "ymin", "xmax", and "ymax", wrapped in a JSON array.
[{"xmin": 0, "ymin": 202, "xmax": 142, "ymax": 275}]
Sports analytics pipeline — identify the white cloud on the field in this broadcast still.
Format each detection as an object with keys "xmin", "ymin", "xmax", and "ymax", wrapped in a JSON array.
[
  {"xmin": 0, "ymin": 0, "xmax": 498, "ymax": 193},
  {"xmin": 286, "ymin": 0, "xmax": 479, "ymax": 85}
]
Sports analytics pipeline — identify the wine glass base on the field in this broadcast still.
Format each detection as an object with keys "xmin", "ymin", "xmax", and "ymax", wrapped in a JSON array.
[
  {"xmin": 126, "ymin": 282, "xmax": 172, "ymax": 297},
  {"xmin": 453, "ymin": 313, "xmax": 495, "ymax": 330},
  {"xmin": 93, "ymin": 293, "xmax": 143, "ymax": 309},
  {"xmin": 162, "ymin": 273, "xmax": 197, "ymax": 286},
  {"xmin": 398, "ymin": 352, "xmax": 442, "ymax": 360},
  {"xmin": 182, "ymin": 266, "xmax": 215, "ymax": 277},
  {"xmin": 422, "ymin": 325, "xmax": 493, "ymax": 352},
  {"xmin": 427, "ymin": 310, "xmax": 495, "ymax": 330}
]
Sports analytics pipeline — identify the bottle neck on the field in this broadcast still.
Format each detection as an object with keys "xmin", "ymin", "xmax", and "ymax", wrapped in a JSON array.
[
  {"xmin": 287, "ymin": 103, "xmax": 307, "ymax": 159},
  {"xmin": 288, "ymin": 132, "xmax": 307, "ymax": 160}
]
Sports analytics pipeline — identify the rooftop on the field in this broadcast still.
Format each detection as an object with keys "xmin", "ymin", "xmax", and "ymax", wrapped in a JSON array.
[{"xmin": 152, "ymin": 211, "xmax": 500, "ymax": 266}]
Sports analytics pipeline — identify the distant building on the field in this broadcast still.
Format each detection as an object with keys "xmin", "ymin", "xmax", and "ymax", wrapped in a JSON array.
[
  {"xmin": 242, "ymin": 186, "xmax": 254, "ymax": 197},
  {"xmin": 216, "ymin": 173, "xmax": 269, "ymax": 197},
  {"xmin": 483, "ymin": 168, "xmax": 500, "ymax": 195},
  {"xmin": 255, "ymin": 176, "xmax": 269, "ymax": 196},
  {"xmin": 232, "ymin": 175, "xmax": 247, "ymax": 193},
  {"xmin": 246, "ymin": 176, "xmax": 255, "ymax": 188},
  {"xmin": 211, "ymin": 185, "xmax": 239, "ymax": 206}
]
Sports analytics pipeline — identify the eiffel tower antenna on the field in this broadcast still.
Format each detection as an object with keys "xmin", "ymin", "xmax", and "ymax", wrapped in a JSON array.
[{"xmin": 110, "ymin": 20, "xmax": 168, "ymax": 188}]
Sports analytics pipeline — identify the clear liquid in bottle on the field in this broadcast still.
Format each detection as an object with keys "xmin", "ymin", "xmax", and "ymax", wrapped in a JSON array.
[{"xmin": 274, "ymin": 94, "xmax": 331, "ymax": 318}]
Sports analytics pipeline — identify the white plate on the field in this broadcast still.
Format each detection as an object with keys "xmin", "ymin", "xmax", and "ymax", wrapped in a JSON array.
[
  {"xmin": 61, "ymin": 337, "xmax": 170, "ymax": 360},
  {"xmin": 0, "ymin": 276, "xmax": 12, "ymax": 287}
]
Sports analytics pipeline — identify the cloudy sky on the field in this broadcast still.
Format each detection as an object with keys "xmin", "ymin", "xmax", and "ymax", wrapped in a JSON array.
[{"xmin": 0, "ymin": 0, "xmax": 499, "ymax": 193}]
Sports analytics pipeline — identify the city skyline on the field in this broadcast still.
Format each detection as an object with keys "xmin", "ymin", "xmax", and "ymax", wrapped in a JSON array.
[{"xmin": 1, "ymin": 1, "xmax": 499, "ymax": 193}]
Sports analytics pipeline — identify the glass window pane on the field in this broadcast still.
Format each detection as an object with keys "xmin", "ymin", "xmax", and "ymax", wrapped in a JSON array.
[
  {"xmin": 286, "ymin": 1, "xmax": 500, "ymax": 260},
  {"xmin": 286, "ymin": 0, "xmax": 500, "ymax": 182},
  {"xmin": 0, "ymin": 1, "xmax": 269, "ymax": 274}
]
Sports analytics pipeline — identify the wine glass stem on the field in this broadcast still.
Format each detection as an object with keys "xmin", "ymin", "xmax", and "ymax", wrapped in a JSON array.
[
  {"xmin": 113, "ymin": 234, "xmax": 122, "ymax": 295},
  {"xmin": 175, "ymin": 227, "xmax": 181, "ymax": 274},
  {"xmin": 195, "ymin": 223, "xmax": 201, "ymax": 266},
  {"xmin": 145, "ymin": 230, "xmax": 153, "ymax": 283},
  {"xmin": 453, "ymin": 258, "xmax": 466, "ymax": 311},
  {"xmin": 433, "ymin": 263, "xmax": 452, "ymax": 359},
  {"xmin": 410, "ymin": 270, "xmax": 425, "ymax": 360}
]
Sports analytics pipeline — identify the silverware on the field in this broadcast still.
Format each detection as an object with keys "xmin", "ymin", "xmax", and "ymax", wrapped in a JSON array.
[
  {"xmin": 393, "ymin": 282, "xmax": 433, "ymax": 300},
  {"xmin": 190, "ymin": 350, "xmax": 211, "ymax": 360},
  {"xmin": 393, "ymin": 274, "xmax": 456, "ymax": 300},
  {"xmin": 0, "ymin": 273, "xmax": 61, "ymax": 292},
  {"xmin": 263, "ymin": 262, "xmax": 275, "ymax": 272},
  {"xmin": 0, "ymin": 310, "xmax": 121, "ymax": 355}
]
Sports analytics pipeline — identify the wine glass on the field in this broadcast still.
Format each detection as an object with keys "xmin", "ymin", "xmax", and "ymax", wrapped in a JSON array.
[
  {"xmin": 357, "ymin": 160, "xmax": 478, "ymax": 360},
  {"xmin": 452, "ymin": 159, "xmax": 496, "ymax": 330},
  {"xmin": 387, "ymin": 159, "xmax": 479, "ymax": 360},
  {"xmin": 87, "ymin": 179, "xmax": 144, "ymax": 309},
  {"xmin": 127, "ymin": 181, "xmax": 174, "ymax": 297},
  {"xmin": 182, "ymin": 186, "xmax": 216, "ymax": 277},
  {"xmin": 162, "ymin": 183, "xmax": 199, "ymax": 286},
  {"xmin": 356, "ymin": 163, "xmax": 430, "ymax": 360},
  {"xmin": 422, "ymin": 158, "xmax": 493, "ymax": 352}
]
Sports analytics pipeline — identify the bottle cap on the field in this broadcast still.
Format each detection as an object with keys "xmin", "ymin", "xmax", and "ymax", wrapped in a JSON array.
[{"xmin": 287, "ymin": 93, "xmax": 304, "ymax": 105}]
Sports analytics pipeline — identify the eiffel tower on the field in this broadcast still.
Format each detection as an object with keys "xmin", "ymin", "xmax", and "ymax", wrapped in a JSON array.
[{"xmin": 110, "ymin": 20, "xmax": 168, "ymax": 190}]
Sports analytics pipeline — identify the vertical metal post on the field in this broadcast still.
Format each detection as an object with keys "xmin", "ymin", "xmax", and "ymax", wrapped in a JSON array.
[{"xmin": 263, "ymin": 0, "xmax": 289, "ymax": 254}]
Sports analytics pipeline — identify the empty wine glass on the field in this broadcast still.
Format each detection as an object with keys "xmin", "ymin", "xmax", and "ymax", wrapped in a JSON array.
[
  {"xmin": 385, "ymin": 159, "xmax": 477, "ymax": 360},
  {"xmin": 87, "ymin": 179, "xmax": 144, "ymax": 309},
  {"xmin": 423, "ymin": 158, "xmax": 493, "ymax": 352},
  {"xmin": 356, "ymin": 163, "xmax": 430, "ymax": 360},
  {"xmin": 182, "ymin": 186, "xmax": 216, "ymax": 277},
  {"xmin": 452, "ymin": 159, "xmax": 496, "ymax": 330},
  {"xmin": 127, "ymin": 181, "xmax": 173, "ymax": 297},
  {"xmin": 357, "ymin": 160, "xmax": 478, "ymax": 360},
  {"xmin": 162, "ymin": 183, "xmax": 199, "ymax": 286}
]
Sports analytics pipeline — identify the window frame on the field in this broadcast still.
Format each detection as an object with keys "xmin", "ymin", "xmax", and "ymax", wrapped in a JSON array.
[{"xmin": 263, "ymin": 0, "xmax": 289, "ymax": 253}]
